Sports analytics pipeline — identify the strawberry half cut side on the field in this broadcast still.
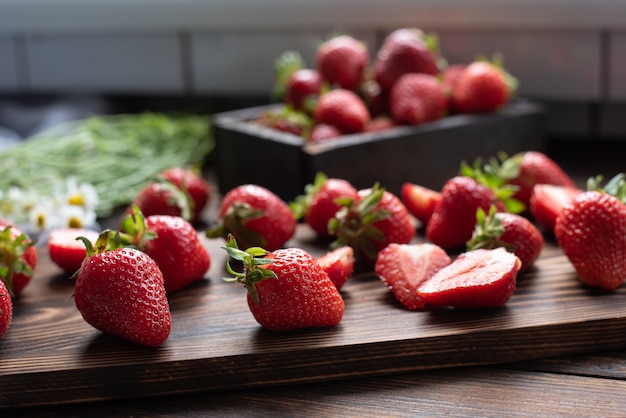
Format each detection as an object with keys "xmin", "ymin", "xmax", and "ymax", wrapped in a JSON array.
[{"xmin": 416, "ymin": 247, "xmax": 521, "ymax": 309}]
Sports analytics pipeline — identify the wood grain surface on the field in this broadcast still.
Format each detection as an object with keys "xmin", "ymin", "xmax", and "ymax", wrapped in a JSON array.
[{"xmin": 1, "ymin": 226, "xmax": 625, "ymax": 409}]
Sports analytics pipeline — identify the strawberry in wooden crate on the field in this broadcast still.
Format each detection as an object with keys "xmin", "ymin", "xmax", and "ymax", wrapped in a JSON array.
[
  {"xmin": 223, "ymin": 235, "xmax": 344, "ymax": 331},
  {"xmin": 374, "ymin": 28, "xmax": 441, "ymax": 92},
  {"xmin": 450, "ymin": 56, "xmax": 517, "ymax": 114},
  {"xmin": 316, "ymin": 34, "xmax": 369, "ymax": 91}
]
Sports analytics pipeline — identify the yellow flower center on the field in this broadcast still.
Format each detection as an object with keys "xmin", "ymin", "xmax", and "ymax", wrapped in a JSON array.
[{"xmin": 68, "ymin": 194, "xmax": 85, "ymax": 207}]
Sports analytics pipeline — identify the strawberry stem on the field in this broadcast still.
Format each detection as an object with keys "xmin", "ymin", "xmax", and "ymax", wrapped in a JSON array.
[{"xmin": 222, "ymin": 234, "xmax": 276, "ymax": 305}]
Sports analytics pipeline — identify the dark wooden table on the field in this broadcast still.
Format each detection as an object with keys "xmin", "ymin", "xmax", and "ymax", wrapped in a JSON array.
[{"xmin": 3, "ymin": 142, "xmax": 626, "ymax": 417}]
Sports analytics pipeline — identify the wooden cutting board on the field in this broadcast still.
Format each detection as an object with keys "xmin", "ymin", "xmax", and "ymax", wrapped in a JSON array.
[{"xmin": 1, "ymin": 226, "xmax": 625, "ymax": 409}]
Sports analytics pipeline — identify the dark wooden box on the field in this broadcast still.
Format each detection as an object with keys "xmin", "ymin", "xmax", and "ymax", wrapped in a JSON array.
[{"xmin": 213, "ymin": 99, "xmax": 545, "ymax": 201}]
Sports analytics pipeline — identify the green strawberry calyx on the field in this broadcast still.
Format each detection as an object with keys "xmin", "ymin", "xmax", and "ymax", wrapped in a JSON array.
[
  {"xmin": 206, "ymin": 203, "xmax": 268, "ymax": 250},
  {"xmin": 222, "ymin": 234, "xmax": 277, "ymax": 305},
  {"xmin": 289, "ymin": 171, "xmax": 328, "ymax": 220},
  {"xmin": 466, "ymin": 205, "xmax": 516, "ymax": 253},
  {"xmin": 0, "ymin": 226, "xmax": 35, "ymax": 297},
  {"xmin": 587, "ymin": 173, "xmax": 626, "ymax": 203},
  {"xmin": 272, "ymin": 50, "xmax": 305, "ymax": 102},
  {"xmin": 328, "ymin": 183, "xmax": 390, "ymax": 262},
  {"xmin": 461, "ymin": 156, "xmax": 525, "ymax": 214}
]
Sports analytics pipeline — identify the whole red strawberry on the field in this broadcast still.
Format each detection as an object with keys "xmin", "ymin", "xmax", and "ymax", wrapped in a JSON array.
[
  {"xmin": 48, "ymin": 228, "xmax": 99, "ymax": 273},
  {"xmin": 400, "ymin": 182, "xmax": 442, "ymax": 226},
  {"xmin": 159, "ymin": 167, "xmax": 210, "ymax": 223},
  {"xmin": 329, "ymin": 184, "xmax": 415, "ymax": 264},
  {"xmin": 317, "ymin": 246, "xmax": 355, "ymax": 290},
  {"xmin": 207, "ymin": 184, "xmax": 296, "ymax": 251},
  {"xmin": 128, "ymin": 181, "xmax": 192, "ymax": 223},
  {"xmin": 285, "ymin": 68, "xmax": 322, "ymax": 111},
  {"xmin": 119, "ymin": 208, "xmax": 211, "ymax": 293},
  {"xmin": 452, "ymin": 58, "xmax": 516, "ymax": 114},
  {"xmin": 314, "ymin": 89, "xmax": 370, "ymax": 134},
  {"xmin": 467, "ymin": 206, "xmax": 543, "ymax": 272},
  {"xmin": 256, "ymin": 106, "xmax": 311, "ymax": 136},
  {"xmin": 309, "ymin": 123, "xmax": 343, "ymax": 143},
  {"xmin": 441, "ymin": 64, "xmax": 466, "ymax": 113},
  {"xmin": 389, "ymin": 73, "xmax": 447, "ymax": 125},
  {"xmin": 0, "ymin": 222, "xmax": 37, "ymax": 296},
  {"xmin": 290, "ymin": 172, "xmax": 359, "ymax": 237},
  {"xmin": 555, "ymin": 175, "xmax": 626, "ymax": 290},
  {"xmin": 316, "ymin": 35, "xmax": 368, "ymax": 91},
  {"xmin": 0, "ymin": 280, "xmax": 12, "ymax": 339},
  {"xmin": 375, "ymin": 243, "xmax": 451, "ymax": 310},
  {"xmin": 426, "ymin": 176, "xmax": 498, "ymax": 250},
  {"xmin": 500, "ymin": 151, "xmax": 577, "ymax": 209},
  {"xmin": 74, "ymin": 231, "xmax": 171, "ymax": 347},
  {"xmin": 416, "ymin": 247, "xmax": 521, "ymax": 308},
  {"xmin": 223, "ymin": 236, "xmax": 344, "ymax": 331},
  {"xmin": 374, "ymin": 28, "xmax": 440, "ymax": 92}
]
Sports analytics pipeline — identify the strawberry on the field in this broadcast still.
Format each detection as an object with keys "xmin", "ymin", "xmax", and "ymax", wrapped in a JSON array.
[
  {"xmin": 313, "ymin": 89, "xmax": 370, "ymax": 134},
  {"xmin": 256, "ymin": 106, "xmax": 312, "ymax": 137},
  {"xmin": 329, "ymin": 184, "xmax": 415, "ymax": 264},
  {"xmin": 451, "ymin": 57, "xmax": 517, "ymax": 114},
  {"xmin": 207, "ymin": 184, "xmax": 296, "ymax": 251},
  {"xmin": 389, "ymin": 73, "xmax": 447, "ymax": 125},
  {"xmin": 426, "ymin": 176, "xmax": 499, "ymax": 250},
  {"xmin": 364, "ymin": 116, "xmax": 396, "ymax": 133},
  {"xmin": 400, "ymin": 182, "xmax": 442, "ymax": 226},
  {"xmin": 48, "ymin": 228, "xmax": 99, "ymax": 273},
  {"xmin": 416, "ymin": 247, "xmax": 521, "ymax": 308},
  {"xmin": 0, "ymin": 222, "xmax": 37, "ymax": 296},
  {"xmin": 375, "ymin": 243, "xmax": 451, "ymax": 310},
  {"xmin": 467, "ymin": 206, "xmax": 543, "ymax": 272},
  {"xmin": 285, "ymin": 68, "xmax": 322, "ymax": 112},
  {"xmin": 317, "ymin": 246, "xmax": 355, "ymax": 290},
  {"xmin": 0, "ymin": 279, "xmax": 11, "ymax": 339},
  {"xmin": 309, "ymin": 123, "xmax": 343, "ymax": 143},
  {"xmin": 530, "ymin": 184, "xmax": 583, "ymax": 232},
  {"xmin": 497, "ymin": 151, "xmax": 577, "ymax": 209},
  {"xmin": 554, "ymin": 174, "xmax": 626, "ymax": 290},
  {"xmin": 374, "ymin": 28, "xmax": 440, "ymax": 92},
  {"xmin": 316, "ymin": 35, "xmax": 369, "ymax": 91},
  {"xmin": 290, "ymin": 172, "xmax": 359, "ymax": 238},
  {"xmin": 223, "ymin": 236, "xmax": 344, "ymax": 331},
  {"xmin": 127, "ymin": 181, "xmax": 193, "ymax": 223},
  {"xmin": 120, "ymin": 208, "xmax": 211, "ymax": 293},
  {"xmin": 74, "ymin": 230, "xmax": 171, "ymax": 346},
  {"xmin": 159, "ymin": 167, "xmax": 210, "ymax": 223},
  {"xmin": 441, "ymin": 64, "xmax": 466, "ymax": 113}
]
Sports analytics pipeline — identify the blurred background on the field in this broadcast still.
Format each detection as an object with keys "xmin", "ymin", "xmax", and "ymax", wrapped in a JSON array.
[{"xmin": 0, "ymin": 0, "xmax": 625, "ymax": 162}]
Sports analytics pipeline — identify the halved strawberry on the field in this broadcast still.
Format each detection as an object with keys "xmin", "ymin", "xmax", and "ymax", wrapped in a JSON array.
[
  {"xmin": 416, "ymin": 247, "xmax": 521, "ymax": 308},
  {"xmin": 375, "ymin": 243, "xmax": 451, "ymax": 310},
  {"xmin": 48, "ymin": 228, "xmax": 100, "ymax": 274},
  {"xmin": 400, "ymin": 182, "xmax": 442, "ymax": 226},
  {"xmin": 530, "ymin": 184, "xmax": 583, "ymax": 232},
  {"xmin": 317, "ymin": 246, "xmax": 355, "ymax": 290}
]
